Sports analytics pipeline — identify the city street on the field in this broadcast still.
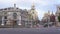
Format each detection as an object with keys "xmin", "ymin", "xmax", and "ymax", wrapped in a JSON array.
[{"xmin": 0, "ymin": 27, "xmax": 60, "ymax": 34}]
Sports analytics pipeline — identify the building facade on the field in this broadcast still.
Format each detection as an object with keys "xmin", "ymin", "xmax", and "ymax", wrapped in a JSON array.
[
  {"xmin": 42, "ymin": 11, "xmax": 56, "ymax": 27},
  {"xmin": 29, "ymin": 3, "xmax": 38, "ymax": 26},
  {"xmin": 0, "ymin": 4, "xmax": 38, "ymax": 28},
  {"xmin": 55, "ymin": 5, "xmax": 60, "ymax": 27}
]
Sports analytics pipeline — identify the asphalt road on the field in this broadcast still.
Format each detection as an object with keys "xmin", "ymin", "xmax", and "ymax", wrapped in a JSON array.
[{"xmin": 0, "ymin": 27, "xmax": 60, "ymax": 34}]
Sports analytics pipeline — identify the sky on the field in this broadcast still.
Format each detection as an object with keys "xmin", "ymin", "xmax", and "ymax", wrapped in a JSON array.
[{"xmin": 0, "ymin": 0, "xmax": 60, "ymax": 20}]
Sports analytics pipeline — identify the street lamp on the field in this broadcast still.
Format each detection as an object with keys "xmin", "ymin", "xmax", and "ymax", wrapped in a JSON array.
[{"xmin": 47, "ymin": 17, "xmax": 50, "ymax": 28}]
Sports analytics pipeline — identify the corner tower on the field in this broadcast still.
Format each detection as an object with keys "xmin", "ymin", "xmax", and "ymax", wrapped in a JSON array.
[{"xmin": 30, "ymin": 3, "xmax": 38, "ymax": 20}]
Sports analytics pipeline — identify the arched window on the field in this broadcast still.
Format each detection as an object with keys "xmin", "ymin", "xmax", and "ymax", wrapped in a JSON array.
[
  {"xmin": 13, "ymin": 13, "xmax": 17, "ymax": 19},
  {"xmin": 4, "ymin": 16, "xmax": 7, "ymax": 19}
]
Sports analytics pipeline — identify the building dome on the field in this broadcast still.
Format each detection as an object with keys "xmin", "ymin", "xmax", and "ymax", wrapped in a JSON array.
[{"xmin": 31, "ymin": 3, "xmax": 35, "ymax": 10}]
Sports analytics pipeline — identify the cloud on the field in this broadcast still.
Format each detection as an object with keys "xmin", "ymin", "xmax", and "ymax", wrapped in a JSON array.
[
  {"xmin": 16, "ymin": 0, "xmax": 50, "ymax": 6},
  {"xmin": 0, "ymin": 0, "xmax": 59, "ymax": 20},
  {"xmin": 37, "ymin": 10, "xmax": 46, "ymax": 20}
]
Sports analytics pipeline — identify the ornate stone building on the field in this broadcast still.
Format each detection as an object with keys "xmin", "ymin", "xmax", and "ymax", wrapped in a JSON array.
[
  {"xmin": 30, "ymin": 4, "xmax": 38, "ymax": 20},
  {"xmin": 29, "ymin": 3, "xmax": 38, "ymax": 26},
  {"xmin": 42, "ymin": 11, "xmax": 56, "ymax": 27},
  {"xmin": 50, "ymin": 12, "xmax": 55, "ymax": 22},
  {"xmin": 55, "ymin": 5, "xmax": 60, "ymax": 26},
  {"xmin": 0, "ymin": 4, "xmax": 38, "ymax": 28},
  {"xmin": 0, "ymin": 4, "xmax": 22, "ymax": 27},
  {"xmin": 42, "ymin": 11, "xmax": 50, "ymax": 23}
]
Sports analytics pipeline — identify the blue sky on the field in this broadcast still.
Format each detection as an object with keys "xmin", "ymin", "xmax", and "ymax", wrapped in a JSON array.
[{"xmin": 0, "ymin": 0, "xmax": 60, "ymax": 20}]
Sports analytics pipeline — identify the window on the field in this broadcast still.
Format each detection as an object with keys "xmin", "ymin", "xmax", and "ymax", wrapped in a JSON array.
[
  {"xmin": 33, "ymin": 12, "xmax": 34, "ymax": 14},
  {"xmin": 13, "ymin": 13, "xmax": 17, "ymax": 19},
  {"xmin": 4, "ymin": 16, "xmax": 7, "ymax": 19}
]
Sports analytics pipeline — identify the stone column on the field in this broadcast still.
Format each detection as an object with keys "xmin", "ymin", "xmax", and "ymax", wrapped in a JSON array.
[
  {"xmin": 17, "ymin": 15, "xmax": 21, "ymax": 26},
  {"xmin": 47, "ymin": 16, "xmax": 50, "ymax": 28},
  {"xmin": 31, "ymin": 20, "xmax": 33, "ymax": 28},
  {"xmin": 56, "ymin": 16, "xmax": 59, "ymax": 22},
  {"xmin": 55, "ymin": 16, "xmax": 59, "ymax": 26},
  {"xmin": 1, "ymin": 16, "xmax": 4, "ymax": 26},
  {"xmin": 18, "ymin": 20, "xmax": 21, "ymax": 26}
]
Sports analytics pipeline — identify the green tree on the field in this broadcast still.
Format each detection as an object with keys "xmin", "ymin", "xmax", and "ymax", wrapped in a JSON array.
[{"xmin": 58, "ymin": 16, "xmax": 60, "ymax": 22}]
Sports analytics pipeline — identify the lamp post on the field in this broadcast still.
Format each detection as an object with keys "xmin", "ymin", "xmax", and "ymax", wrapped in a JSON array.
[
  {"xmin": 1, "ymin": 13, "xmax": 4, "ymax": 26},
  {"xmin": 1, "ymin": 16, "xmax": 4, "ymax": 26},
  {"xmin": 47, "ymin": 17, "xmax": 50, "ymax": 28}
]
